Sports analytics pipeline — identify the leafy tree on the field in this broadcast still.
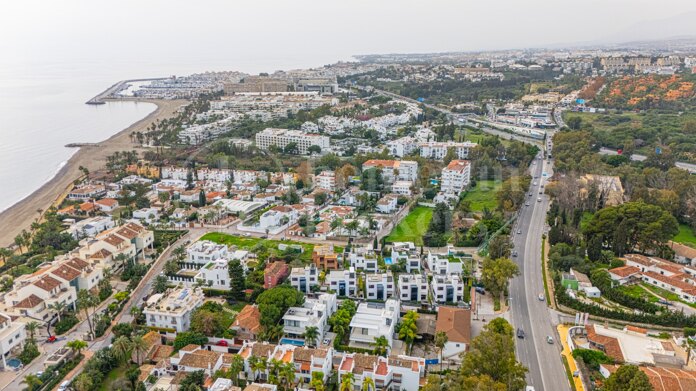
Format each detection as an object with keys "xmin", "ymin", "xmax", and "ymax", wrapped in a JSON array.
[
  {"xmin": 310, "ymin": 371, "xmax": 325, "ymax": 391},
  {"xmin": 480, "ymin": 257, "xmax": 520, "ymax": 300},
  {"xmin": 360, "ymin": 167, "xmax": 383, "ymax": 192},
  {"xmin": 308, "ymin": 145, "xmax": 322, "ymax": 154},
  {"xmin": 66, "ymin": 339, "xmax": 88, "ymax": 356},
  {"xmin": 603, "ymin": 365, "xmax": 653, "ymax": 391},
  {"xmin": 488, "ymin": 235, "xmax": 513, "ymax": 259},
  {"xmin": 77, "ymin": 289, "xmax": 97, "ymax": 339},
  {"xmin": 229, "ymin": 259, "xmax": 246, "ymax": 300},
  {"xmin": 314, "ymin": 192, "xmax": 328, "ymax": 205},
  {"xmin": 340, "ymin": 372, "xmax": 355, "ymax": 391},
  {"xmin": 256, "ymin": 286, "xmax": 304, "ymax": 336},
  {"xmin": 112, "ymin": 335, "xmax": 133, "ymax": 364},
  {"xmin": 113, "ymin": 322, "xmax": 134, "ymax": 338},
  {"xmin": 180, "ymin": 370, "xmax": 205, "ymax": 389},
  {"xmin": 21, "ymin": 374, "xmax": 43, "ymax": 391},
  {"xmin": 173, "ymin": 331, "xmax": 208, "ymax": 351},
  {"xmin": 434, "ymin": 331, "xmax": 448, "ymax": 372},
  {"xmin": 153, "ymin": 275, "xmax": 169, "ymax": 293},
  {"xmin": 398, "ymin": 311, "xmax": 419, "ymax": 353}
]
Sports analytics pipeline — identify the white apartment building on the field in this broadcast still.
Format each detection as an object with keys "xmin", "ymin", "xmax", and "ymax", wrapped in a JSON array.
[
  {"xmin": 365, "ymin": 272, "xmax": 395, "ymax": 301},
  {"xmin": 391, "ymin": 181, "xmax": 412, "ymax": 196},
  {"xmin": 440, "ymin": 160, "xmax": 471, "ymax": 195},
  {"xmin": 337, "ymin": 353, "xmax": 425, "ymax": 391},
  {"xmin": 4, "ymin": 275, "xmax": 77, "ymax": 322},
  {"xmin": 426, "ymin": 251, "xmax": 464, "ymax": 275},
  {"xmin": 398, "ymin": 274, "xmax": 429, "ymax": 303},
  {"xmin": 386, "ymin": 137, "xmax": 418, "ymax": 158},
  {"xmin": 255, "ymin": 128, "xmax": 330, "ymax": 155},
  {"xmin": 186, "ymin": 240, "xmax": 229, "ymax": 267},
  {"xmin": 349, "ymin": 299, "xmax": 400, "ymax": 349},
  {"xmin": 328, "ymin": 267, "xmax": 358, "ymax": 297},
  {"xmin": 259, "ymin": 206, "xmax": 298, "ymax": 230},
  {"xmin": 376, "ymin": 195, "xmax": 398, "ymax": 214},
  {"xmin": 290, "ymin": 265, "xmax": 319, "ymax": 294},
  {"xmin": 194, "ymin": 260, "xmax": 230, "ymax": 290},
  {"xmin": 419, "ymin": 141, "xmax": 477, "ymax": 160},
  {"xmin": 431, "ymin": 274, "xmax": 465, "ymax": 304},
  {"xmin": 348, "ymin": 246, "xmax": 379, "ymax": 272},
  {"xmin": 0, "ymin": 313, "xmax": 26, "ymax": 368},
  {"xmin": 391, "ymin": 242, "xmax": 421, "ymax": 273},
  {"xmin": 67, "ymin": 216, "xmax": 115, "ymax": 239},
  {"xmin": 143, "ymin": 287, "xmax": 205, "ymax": 333},
  {"xmin": 282, "ymin": 293, "xmax": 337, "ymax": 342},
  {"xmin": 362, "ymin": 160, "xmax": 419, "ymax": 183},
  {"xmin": 315, "ymin": 171, "xmax": 337, "ymax": 192}
]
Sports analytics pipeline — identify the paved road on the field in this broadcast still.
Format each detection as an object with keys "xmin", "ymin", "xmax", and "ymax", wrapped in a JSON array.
[{"xmin": 509, "ymin": 155, "xmax": 570, "ymax": 391}]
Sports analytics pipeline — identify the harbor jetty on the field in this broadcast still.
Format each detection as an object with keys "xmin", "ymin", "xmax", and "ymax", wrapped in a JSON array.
[{"xmin": 85, "ymin": 77, "xmax": 168, "ymax": 105}]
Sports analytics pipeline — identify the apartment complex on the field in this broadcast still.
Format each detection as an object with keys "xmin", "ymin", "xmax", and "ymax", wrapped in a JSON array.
[
  {"xmin": 349, "ymin": 299, "xmax": 400, "ymax": 349},
  {"xmin": 398, "ymin": 274, "xmax": 429, "ymax": 303},
  {"xmin": 365, "ymin": 272, "xmax": 395, "ymax": 301},
  {"xmin": 224, "ymin": 76, "xmax": 288, "ymax": 94},
  {"xmin": 362, "ymin": 160, "xmax": 419, "ymax": 183},
  {"xmin": 440, "ymin": 160, "xmax": 471, "ymax": 195},
  {"xmin": 419, "ymin": 141, "xmax": 477, "ymax": 160},
  {"xmin": 255, "ymin": 128, "xmax": 330, "ymax": 155}
]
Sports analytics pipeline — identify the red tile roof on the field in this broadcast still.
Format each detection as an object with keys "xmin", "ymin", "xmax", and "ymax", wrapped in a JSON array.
[
  {"xmin": 33, "ymin": 275, "xmax": 62, "ymax": 291},
  {"xmin": 15, "ymin": 294, "xmax": 44, "ymax": 308},
  {"xmin": 435, "ymin": 306, "xmax": 471, "ymax": 344},
  {"xmin": 608, "ymin": 265, "xmax": 641, "ymax": 278}
]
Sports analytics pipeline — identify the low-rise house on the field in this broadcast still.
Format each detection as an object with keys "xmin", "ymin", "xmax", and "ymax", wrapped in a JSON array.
[
  {"xmin": 398, "ymin": 274, "xmax": 429, "ymax": 303},
  {"xmin": 431, "ymin": 274, "xmax": 465, "ymax": 304},
  {"xmin": 391, "ymin": 181, "xmax": 412, "ymax": 196},
  {"xmin": 435, "ymin": 306, "xmax": 471, "ymax": 361},
  {"xmin": 290, "ymin": 265, "xmax": 319, "ymax": 293},
  {"xmin": 68, "ymin": 184, "xmax": 106, "ymax": 201},
  {"xmin": 67, "ymin": 216, "xmax": 115, "ymax": 239},
  {"xmin": 349, "ymin": 299, "xmax": 400, "ymax": 349},
  {"xmin": 327, "ymin": 268, "xmax": 357, "ymax": 297},
  {"xmin": 239, "ymin": 341, "xmax": 278, "ymax": 381},
  {"xmin": 312, "ymin": 244, "xmax": 339, "ymax": 270},
  {"xmin": 348, "ymin": 246, "xmax": 379, "ymax": 272},
  {"xmin": 607, "ymin": 265, "xmax": 641, "ymax": 285},
  {"xmin": 170, "ymin": 344, "xmax": 224, "ymax": 376},
  {"xmin": 391, "ymin": 242, "xmax": 421, "ymax": 273},
  {"xmin": 186, "ymin": 240, "xmax": 229, "ymax": 268},
  {"xmin": 5, "ymin": 274, "xmax": 77, "ymax": 322},
  {"xmin": 259, "ymin": 206, "xmax": 298, "ymax": 229},
  {"xmin": 365, "ymin": 272, "xmax": 395, "ymax": 301},
  {"xmin": 264, "ymin": 261, "xmax": 289, "ymax": 289},
  {"xmin": 282, "ymin": 293, "xmax": 337, "ymax": 343},
  {"xmin": 112, "ymin": 222, "xmax": 154, "ymax": 259},
  {"xmin": 194, "ymin": 260, "xmax": 230, "ymax": 290},
  {"xmin": 292, "ymin": 346, "xmax": 333, "ymax": 385},
  {"xmin": 0, "ymin": 312, "xmax": 26, "ymax": 368},
  {"xmin": 133, "ymin": 207, "xmax": 160, "ymax": 223},
  {"xmin": 376, "ymin": 195, "xmax": 398, "ymax": 214},
  {"xmin": 426, "ymin": 251, "xmax": 464, "ymax": 275},
  {"xmin": 362, "ymin": 160, "xmax": 418, "ymax": 184},
  {"xmin": 94, "ymin": 198, "xmax": 119, "ymax": 212},
  {"xmin": 337, "ymin": 352, "xmax": 425, "ymax": 391},
  {"xmin": 143, "ymin": 287, "xmax": 205, "ymax": 333},
  {"xmin": 670, "ymin": 241, "xmax": 696, "ymax": 265},
  {"xmin": 581, "ymin": 324, "xmax": 681, "ymax": 366},
  {"xmin": 230, "ymin": 305, "xmax": 262, "ymax": 340}
]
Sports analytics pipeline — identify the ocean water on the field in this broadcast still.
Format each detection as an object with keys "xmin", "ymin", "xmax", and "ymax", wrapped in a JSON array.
[{"xmin": 0, "ymin": 54, "xmax": 352, "ymax": 213}]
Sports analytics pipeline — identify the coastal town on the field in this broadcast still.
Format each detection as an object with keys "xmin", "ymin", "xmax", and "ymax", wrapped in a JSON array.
[{"xmin": 1, "ymin": 40, "xmax": 696, "ymax": 391}]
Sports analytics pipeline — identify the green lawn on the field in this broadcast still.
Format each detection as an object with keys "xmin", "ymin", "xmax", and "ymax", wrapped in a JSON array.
[
  {"xmin": 385, "ymin": 206, "xmax": 433, "ymax": 246},
  {"xmin": 200, "ymin": 232, "xmax": 316, "ymax": 262},
  {"xmin": 617, "ymin": 284, "xmax": 659, "ymax": 303},
  {"xmin": 462, "ymin": 180, "xmax": 502, "ymax": 211},
  {"xmin": 98, "ymin": 365, "xmax": 129, "ymax": 391},
  {"xmin": 674, "ymin": 224, "xmax": 696, "ymax": 248}
]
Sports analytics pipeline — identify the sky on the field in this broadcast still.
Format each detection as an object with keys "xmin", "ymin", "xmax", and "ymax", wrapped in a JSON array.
[{"xmin": 2, "ymin": 0, "xmax": 696, "ymax": 72}]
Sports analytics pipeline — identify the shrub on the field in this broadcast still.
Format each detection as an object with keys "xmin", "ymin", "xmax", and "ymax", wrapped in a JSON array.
[
  {"xmin": 19, "ymin": 342, "xmax": 40, "ymax": 364},
  {"xmin": 54, "ymin": 314, "xmax": 79, "ymax": 335}
]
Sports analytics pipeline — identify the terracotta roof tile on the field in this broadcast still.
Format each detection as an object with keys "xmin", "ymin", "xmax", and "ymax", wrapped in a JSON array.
[
  {"xmin": 14, "ymin": 294, "xmax": 44, "ymax": 308},
  {"xmin": 33, "ymin": 275, "xmax": 62, "ymax": 291},
  {"xmin": 435, "ymin": 306, "xmax": 471, "ymax": 343}
]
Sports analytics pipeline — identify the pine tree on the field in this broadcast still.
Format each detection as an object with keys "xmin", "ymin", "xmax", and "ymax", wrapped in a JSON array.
[{"xmin": 229, "ymin": 260, "xmax": 246, "ymax": 300}]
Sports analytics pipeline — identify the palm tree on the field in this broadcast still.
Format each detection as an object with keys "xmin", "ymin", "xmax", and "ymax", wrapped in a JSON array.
[
  {"xmin": 434, "ymin": 331, "xmax": 448, "ymax": 373},
  {"xmin": 21, "ymin": 374, "xmax": 43, "ymax": 391},
  {"xmin": 248, "ymin": 355, "xmax": 259, "ymax": 381},
  {"xmin": 25, "ymin": 321, "xmax": 39, "ymax": 344},
  {"xmin": 77, "ymin": 290, "xmax": 96, "ymax": 339},
  {"xmin": 229, "ymin": 355, "xmax": 245, "ymax": 386},
  {"xmin": 252, "ymin": 356, "xmax": 268, "ymax": 381},
  {"xmin": 310, "ymin": 372, "xmax": 325, "ymax": 391},
  {"xmin": 66, "ymin": 339, "xmax": 88, "ymax": 356},
  {"xmin": 280, "ymin": 362, "xmax": 296, "ymax": 391},
  {"xmin": 268, "ymin": 358, "xmax": 282, "ymax": 386},
  {"xmin": 303, "ymin": 326, "xmax": 319, "ymax": 347},
  {"xmin": 339, "ymin": 372, "xmax": 355, "ymax": 391},
  {"xmin": 112, "ymin": 335, "xmax": 133, "ymax": 364},
  {"xmin": 131, "ymin": 334, "xmax": 148, "ymax": 365},
  {"xmin": 373, "ymin": 336, "xmax": 389, "ymax": 356},
  {"xmin": 362, "ymin": 376, "xmax": 376, "ymax": 391},
  {"xmin": 73, "ymin": 373, "xmax": 93, "ymax": 391},
  {"xmin": 115, "ymin": 253, "xmax": 129, "ymax": 272},
  {"xmin": 49, "ymin": 301, "xmax": 67, "ymax": 322},
  {"xmin": 346, "ymin": 220, "xmax": 359, "ymax": 238}
]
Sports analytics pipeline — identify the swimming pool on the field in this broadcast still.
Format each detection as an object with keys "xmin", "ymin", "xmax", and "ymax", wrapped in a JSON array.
[
  {"xmin": 6, "ymin": 358, "xmax": 22, "ymax": 370},
  {"xmin": 279, "ymin": 338, "xmax": 305, "ymax": 346},
  {"xmin": 384, "ymin": 257, "xmax": 393, "ymax": 265}
]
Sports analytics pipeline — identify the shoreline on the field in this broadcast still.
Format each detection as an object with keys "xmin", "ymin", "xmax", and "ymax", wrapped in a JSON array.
[{"xmin": 0, "ymin": 98, "xmax": 187, "ymax": 247}]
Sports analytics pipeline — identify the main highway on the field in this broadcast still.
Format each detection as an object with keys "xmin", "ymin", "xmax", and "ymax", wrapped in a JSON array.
[
  {"xmin": 509, "ymin": 152, "xmax": 570, "ymax": 391},
  {"xmin": 360, "ymin": 85, "xmax": 570, "ymax": 390}
]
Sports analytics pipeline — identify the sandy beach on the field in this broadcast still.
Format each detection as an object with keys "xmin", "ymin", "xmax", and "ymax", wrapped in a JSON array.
[{"xmin": 0, "ymin": 99, "xmax": 187, "ymax": 247}]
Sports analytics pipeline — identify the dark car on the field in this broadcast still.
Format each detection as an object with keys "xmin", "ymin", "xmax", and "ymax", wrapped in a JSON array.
[
  {"xmin": 475, "ymin": 287, "xmax": 486, "ymax": 295},
  {"xmin": 517, "ymin": 328, "xmax": 525, "ymax": 339}
]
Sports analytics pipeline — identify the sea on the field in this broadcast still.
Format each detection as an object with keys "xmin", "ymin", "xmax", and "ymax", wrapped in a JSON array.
[{"xmin": 0, "ymin": 55, "xmax": 351, "ymax": 213}]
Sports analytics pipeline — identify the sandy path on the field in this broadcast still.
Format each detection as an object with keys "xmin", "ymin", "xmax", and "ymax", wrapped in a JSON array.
[{"xmin": 0, "ymin": 99, "xmax": 187, "ymax": 247}]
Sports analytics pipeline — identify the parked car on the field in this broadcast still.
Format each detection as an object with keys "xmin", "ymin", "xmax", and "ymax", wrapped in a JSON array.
[
  {"xmin": 216, "ymin": 340, "xmax": 229, "ymax": 346},
  {"xmin": 538, "ymin": 293, "xmax": 545, "ymax": 301},
  {"xmin": 517, "ymin": 328, "xmax": 525, "ymax": 339},
  {"xmin": 546, "ymin": 336, "xmax": 554, "ymax": 344},
  {"xmin": 475, "ymin": 287, "xmax": 486, "ymax": 295}
]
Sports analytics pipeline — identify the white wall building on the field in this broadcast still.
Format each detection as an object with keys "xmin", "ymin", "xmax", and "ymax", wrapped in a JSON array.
[
  {"xmin": 365, "ymin": 272, "xmax": 395, "ymax": 301},
  {"xmin": 398, "ymin": 274, "xmax": 429, "ymax": 303},
  {"xmin": 391, "ymin": 181, "xmax": 412, "ymax": 196},
  {"xmin": 194, "ymin": 260, "xmax": 230, "ymax": 290},
  {"xmin": 0, "ymin": 313, "xmax": 26, "ymax": 369},
  {"xmin": 348, "ymin": 246, "xmax": 379, "ymax": 272},
  {"xmin": 255, "ymin": 128, "xmax": 330, "ymax": 155},
  {"xmin": 419, "ymin": 141, "xmax": 477, "ymax": 160},
  {"xmin": 440, "ymin": 160, "xmax": 471, "ymax": 195},
  {"xmin": 349, "ymin": 299, "xmax": 400, "ymax": 349},
  {"xmin": 327, "ymin": 267, "xmax": 358, "ymax": 297},
  {"xmin": 426, "ymin": 251, "xmax": 464, "ymax": 275},
  {"xmin": 282, "ymin": 293, "xmax": 337, "ymax": 342},
  {"xmin": 186, "ymin": 240, "xmax": 229, "ymax": 267},
  {"xmin": 143, "ymin": 287, "xmax": 205, "ymax": 333},
  {"xmin": 290, "ymin": 265, "xmax": 319, "ymax": 294},
  {"xmin": 315, "ymin": 171, "xmax": 337, "ymax": 192},
  {"xmin": 432, "ymin": 274, "xmax": 465, "ymax": 303},
  {"xmin": 362, "ymin": 160, "xmax": 419, "ymax": 184}
]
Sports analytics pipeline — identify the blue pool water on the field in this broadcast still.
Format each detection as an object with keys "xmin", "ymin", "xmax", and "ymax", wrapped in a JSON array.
[
  {"xmin": 6, "ymin": 358, "xmax": 21, "ymax": 369},
  {"xmin": 384, "ymin": 257, "xmax": 393, "ymax": 265},
  {"xmin": 279, "ymin": 338, "xmax": 305, "ymax": 346}
]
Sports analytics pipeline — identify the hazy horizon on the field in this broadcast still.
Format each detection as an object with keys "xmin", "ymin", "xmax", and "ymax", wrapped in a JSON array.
[{"xmin": 3, "ymin": 1, "xmax": 696, "ymax": 75}]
